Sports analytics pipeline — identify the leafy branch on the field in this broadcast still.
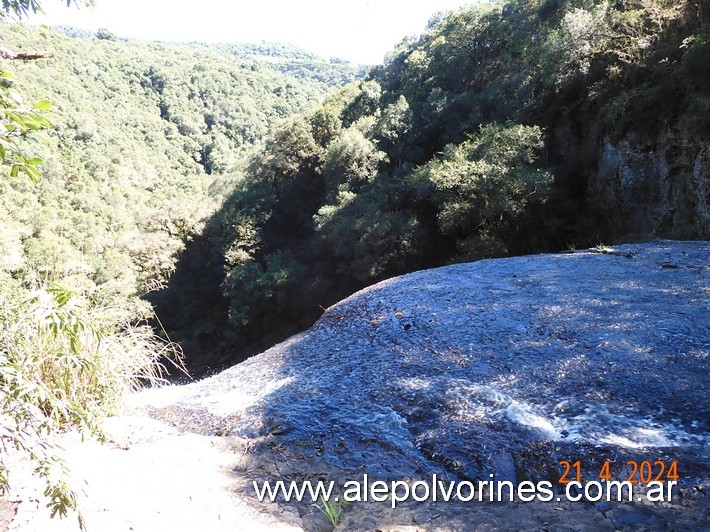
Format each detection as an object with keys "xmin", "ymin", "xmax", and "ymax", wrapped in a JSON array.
[
  {"xmin": 0, "ymin": 0, "xmax": 93, "ymax": 180},
  {"xmin": 0, "ymin": 69, "xmax": 53, "ymax": 181}
]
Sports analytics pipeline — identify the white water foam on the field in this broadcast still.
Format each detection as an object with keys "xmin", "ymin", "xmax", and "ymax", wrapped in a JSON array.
[{"xmin": 400, "ymin": 377, "xmax": 705, "ymax": 449}]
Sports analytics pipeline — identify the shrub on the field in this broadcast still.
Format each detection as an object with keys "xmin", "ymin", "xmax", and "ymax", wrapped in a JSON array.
[
  {"xmin": 0, "ymin": 275, "xmax": 182, "ymax": 526},
  {"xmin": 412, "ymin": 123, "xmax": 553, "ymax": 260}
]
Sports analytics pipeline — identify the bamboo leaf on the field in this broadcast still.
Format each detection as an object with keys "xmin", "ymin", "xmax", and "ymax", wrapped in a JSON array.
[{"xmin": 33, "ymin": 100, "xmax": 52, "ymax": 111}]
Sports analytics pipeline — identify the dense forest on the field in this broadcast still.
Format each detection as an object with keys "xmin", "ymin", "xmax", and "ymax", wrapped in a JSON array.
[
  {"xmin": 151, "ymin": 0, "xmax": 710, "ymax": 375},
  {"xmin": 1, "ymin": 0, "xmax": 708, "ymax": 521},
  {"xmin": 1, "ymin": 21, "xmax": 362, "ymax": 296},
  {"xmin": 0, "ymin": 12, "xmax": 362, "ymax": 518}
]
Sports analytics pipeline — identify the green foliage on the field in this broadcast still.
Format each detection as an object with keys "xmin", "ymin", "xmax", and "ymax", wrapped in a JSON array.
[
  {"xmin": 314, "ymin": 181, "xmax": 423, "ymax": 282},
  {"xmin": 0, "ymin": 275, "xmax": 181, "ymax": 526},
  {"xmin": 0, "ymin": 3, "xmax": 94, "ymax": 182},
  {"xmin": 312, "ymin": 495, "xmax": 348, "ymax": 527},
  {"xmin": 542, "ymin": 2, "xmax": 614, "ymax": 83},
  {"xmin": 94, "ymin": 27, "xmax": 116, "ymax": 41},
  {"xmin": 0, "ymin": 69, "xmax": 52, "ymax": 181},
  {"xmin": 413, "ymin": 124, "xmax": 553, "ymax": 259},
  {"xmin": 164, "ymin": 0, "xmax": 708, "ymax": 377},
  {"xmin": 323, "ymin": 128, "xmax": 386, "ymax": 197},
  {"xmin": 592, "ymin": 242, "xmax": 611, "ymax": 253},
  {"xmin": 0, "ymin": 15, "xmax": 359, "ymax": 526},
  {"xmin": 196, "ymin": 48, "xmax": 556, "ymax": 366},
  {"xmin": 0, "ymin": 20, "xmax": 352, "ymax": 292},
  {"xmin": 681, "ymin": 32, "xmax": 710, "ymax": 86}
]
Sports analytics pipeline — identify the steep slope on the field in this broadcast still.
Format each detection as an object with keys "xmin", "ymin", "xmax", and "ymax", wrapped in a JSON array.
[
  {"xmin": 158, "ymin": 0, "xmax": 709, "ymax": 375},
  {"xmin": 0, "ymin": 21, "xmax": 362, "ymax": 301}
]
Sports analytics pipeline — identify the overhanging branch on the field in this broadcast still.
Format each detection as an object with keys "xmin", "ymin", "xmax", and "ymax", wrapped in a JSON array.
[{"xmin": 0, "ymin": 46, "xmax": 52, "ymax": 60}]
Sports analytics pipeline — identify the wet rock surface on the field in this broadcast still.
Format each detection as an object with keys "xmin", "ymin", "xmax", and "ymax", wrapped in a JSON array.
[
  {"xmin": 135, "ymin": 240, "xmax": 709, "ymax": 529},
  {"xmin": 5, "ymin": 240, "xmax": 708, "ymax": 530}
]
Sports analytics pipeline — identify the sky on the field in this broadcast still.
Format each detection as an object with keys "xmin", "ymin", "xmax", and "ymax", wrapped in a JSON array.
[{"xmin": 32, "ymin": 0, "xmax": 477, "ymax": 65}]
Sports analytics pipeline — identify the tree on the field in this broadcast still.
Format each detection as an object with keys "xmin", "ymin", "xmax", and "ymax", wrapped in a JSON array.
[
  {"xmin": 322, "ymin": 127, "xmax": 386, "ymax": 198},
  {"xmin": 314, "ymin": 181, "xmax": 423, "ymax": 283},
  {"xmin": 95, "ymin": 27, "xmax": 116, "ymax": 40},
  {"xmin": 412, "ymin": 123, "xmax": 553, "ymax": 259}
]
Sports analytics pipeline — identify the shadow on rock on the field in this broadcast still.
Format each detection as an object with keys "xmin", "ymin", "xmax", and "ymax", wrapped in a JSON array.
[{"xmin": 137, "ymin": 240, "xmax": 710, "ymax": 529}]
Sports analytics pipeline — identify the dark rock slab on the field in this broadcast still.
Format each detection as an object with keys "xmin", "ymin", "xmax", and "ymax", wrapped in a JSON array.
[{"xmin": 137, "ymin": 240, "xmax": 710, "ymax": 529}]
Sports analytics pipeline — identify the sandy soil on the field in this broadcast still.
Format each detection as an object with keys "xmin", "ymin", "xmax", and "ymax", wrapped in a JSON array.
[{"xmin": 1, "ymin": 415, "xmax": 304, "ymax": 532}]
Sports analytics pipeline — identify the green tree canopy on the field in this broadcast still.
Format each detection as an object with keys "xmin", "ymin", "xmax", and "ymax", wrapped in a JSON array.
[{"xmin": 166, "ymin": 0, "xmax": 708, "ymax": 377}]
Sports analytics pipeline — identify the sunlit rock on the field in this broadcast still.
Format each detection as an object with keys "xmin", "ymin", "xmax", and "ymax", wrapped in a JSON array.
[{"xmin": 134, "ymin": 240, "xmax": 708, "ymax": 529}]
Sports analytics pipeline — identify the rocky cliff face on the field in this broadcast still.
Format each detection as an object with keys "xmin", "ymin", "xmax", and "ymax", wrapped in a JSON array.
[{"xmin": 592, "ymin": 132, "xmax": 709, "ymax": 239}]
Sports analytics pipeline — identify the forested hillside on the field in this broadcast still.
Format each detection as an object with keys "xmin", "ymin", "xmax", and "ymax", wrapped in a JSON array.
[
  {"xmin": 0, "ymin": 16, "xmax": 361, "ymax": 514},
  {"xmin": 1, "ymin": 0, "xmax": 708, "ymax": 522},
  {"xmin": 151, "ymin": 0, "xmax": 709, "ymax": 375},
  {"xmin": 1, "ymin": 21, "xmax": 362, "ymax": 294}
]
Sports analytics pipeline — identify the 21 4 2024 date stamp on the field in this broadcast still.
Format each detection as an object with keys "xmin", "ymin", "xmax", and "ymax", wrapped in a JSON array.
[{"xmin": 558, "ymin": 459, "xmax": 679, "ymax": 484}]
